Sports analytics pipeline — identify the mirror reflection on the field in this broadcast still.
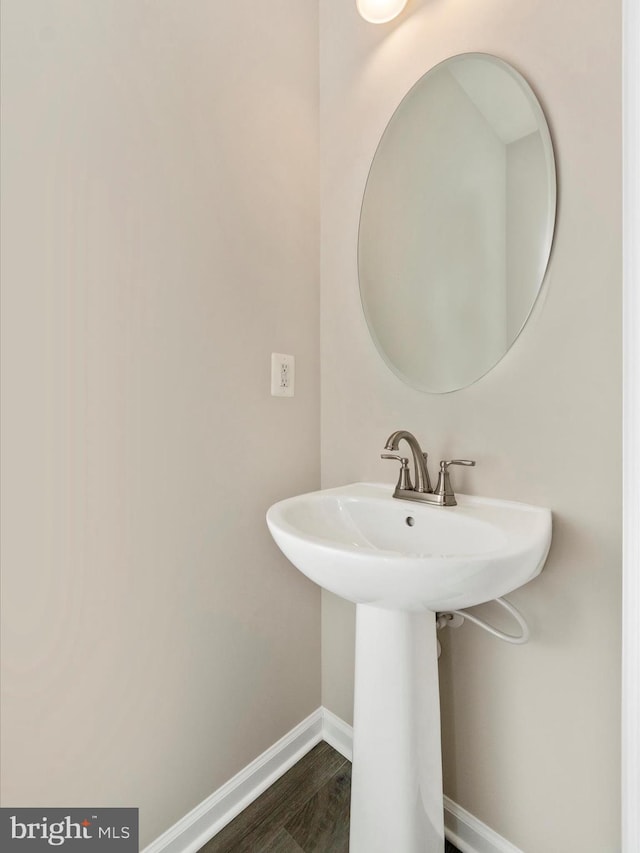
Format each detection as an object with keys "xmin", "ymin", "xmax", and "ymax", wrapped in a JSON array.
[{"xmin": 358, "ymin": 53, "xmax": 556, "ymax": 393}]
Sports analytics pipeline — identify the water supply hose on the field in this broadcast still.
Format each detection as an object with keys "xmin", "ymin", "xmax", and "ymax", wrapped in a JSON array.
[{"xmin": 437, "ymin": 597, "xmax": 530, "ymax": 645}]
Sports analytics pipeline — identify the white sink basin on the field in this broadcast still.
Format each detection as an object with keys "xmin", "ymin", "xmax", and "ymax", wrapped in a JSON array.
[
  {"xmin": 266, "ymin": 482, "xmax": 551, "ymax": 612},
  {"xmin": 267, "ymin": 481, "xmax": 552, "ymax": 852}
]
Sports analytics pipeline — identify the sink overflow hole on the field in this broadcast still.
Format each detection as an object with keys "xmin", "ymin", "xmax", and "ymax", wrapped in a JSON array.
[{"xmin": 405, "ymin": 516, "xmax": 415, "ymax": 527}]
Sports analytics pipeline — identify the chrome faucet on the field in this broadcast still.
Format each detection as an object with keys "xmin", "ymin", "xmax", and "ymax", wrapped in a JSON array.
[
  {"xmin": 381, "ymin": 430, "xmax": 475, "ymax": 507},
  {"xmin": 382, "ymin": 430, "xmax": 432, "ymax": 493}
]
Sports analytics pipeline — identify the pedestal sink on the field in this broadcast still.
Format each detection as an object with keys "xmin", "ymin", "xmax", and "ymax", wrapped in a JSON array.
[{"xmin": 266, "ymin": 482, "xmax": 552, "ymax": 852}]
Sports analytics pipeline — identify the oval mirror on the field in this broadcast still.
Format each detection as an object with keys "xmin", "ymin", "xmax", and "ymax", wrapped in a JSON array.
[{"xmin": 358, "ymin": 53, "xmax": 556, "ymax": 393}]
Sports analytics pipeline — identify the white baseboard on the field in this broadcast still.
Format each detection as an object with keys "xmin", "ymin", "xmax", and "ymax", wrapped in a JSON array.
[
  {"xmin": 444, "ymin": 796, "xmax": 524, "ymax": 853},
  {"xmin": 142, "ymin": 708, "xmax": 323, "ymax": 853},
  {"xmin": 143, "ymin": 706, "xmax": 522, "ymax": 853},
  {"xmin": 321, "ymin": 706, "xmax": 353, "ymax": 761}
]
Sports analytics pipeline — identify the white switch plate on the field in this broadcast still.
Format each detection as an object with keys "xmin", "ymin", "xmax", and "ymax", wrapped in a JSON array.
[{"xmin": 271, "ymin": 353, "xmax": 295, "ymax": 397}]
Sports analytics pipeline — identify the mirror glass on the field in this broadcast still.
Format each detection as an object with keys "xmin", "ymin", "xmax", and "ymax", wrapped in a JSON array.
[{"xmin": 358, "ymin": 53, "xmax": 556, "ymax": 393}]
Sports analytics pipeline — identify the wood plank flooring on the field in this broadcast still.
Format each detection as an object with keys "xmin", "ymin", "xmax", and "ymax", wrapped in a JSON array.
[{"xmin": 199, "ymin": 742, "xmax": 461, "ymax": 852}]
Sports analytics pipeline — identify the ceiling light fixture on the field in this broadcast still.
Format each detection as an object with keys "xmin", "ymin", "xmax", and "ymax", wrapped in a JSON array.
[{"xmin": 356, "ymin": 0, "xmax": 408, "ymax": 24}]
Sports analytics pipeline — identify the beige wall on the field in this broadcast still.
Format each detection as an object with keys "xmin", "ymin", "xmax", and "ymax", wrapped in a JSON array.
[
  {"xmin": 320, "ymin": 1, "xmax": 621, "ymax": 851},
  {"xmin": 0, "ymin": 1, "xmax": 320, "ymax": 846}
]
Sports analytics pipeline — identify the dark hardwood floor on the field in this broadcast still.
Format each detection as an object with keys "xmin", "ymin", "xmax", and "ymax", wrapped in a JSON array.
[{"xmin": 199, "ymin": 742, "xmax": 461, "ymax": 852}]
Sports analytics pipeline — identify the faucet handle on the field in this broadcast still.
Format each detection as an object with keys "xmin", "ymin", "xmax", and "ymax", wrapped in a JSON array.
[
  {"xmin": 435, "ymin": 459, "xmax": 476, "ymax": 504},
  {"xmin": 440, "ymin": 459, "xmax": 476, "ymax": 470},
  {"xmin": 381, "ymin": 453, "xmax": 413, "ymax": 491}
]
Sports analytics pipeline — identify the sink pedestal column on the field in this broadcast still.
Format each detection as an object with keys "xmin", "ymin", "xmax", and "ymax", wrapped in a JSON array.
[{"xmin": 349, "ymin": 605, "xmax": 444, "ymax": 853}]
